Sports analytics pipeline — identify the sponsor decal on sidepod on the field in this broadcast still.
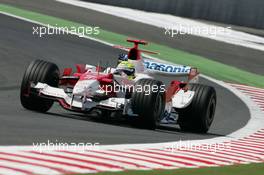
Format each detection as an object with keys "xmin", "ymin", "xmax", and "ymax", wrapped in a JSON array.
[{"xmin": 144, "ymin": 60, "xmax": 191, "ymax": 74}]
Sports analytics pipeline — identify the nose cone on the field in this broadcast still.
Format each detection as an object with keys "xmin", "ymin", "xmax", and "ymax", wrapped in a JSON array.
[{"xmin": 73, "ymin": 79, "xmax": 100, "ymax": 96}]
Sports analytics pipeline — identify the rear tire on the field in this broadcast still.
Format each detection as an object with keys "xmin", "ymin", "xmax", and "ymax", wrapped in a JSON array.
[
  {"xmin": 178, "ymin": 84, "xmax": 216, "ymax": 133},
  {"xmin": 131, "ymin": 79, "xmax": 165, "ymax": 129},
  {"xmin": 20, "ymin": 60, "xmax": 59, "ymax": 112}
]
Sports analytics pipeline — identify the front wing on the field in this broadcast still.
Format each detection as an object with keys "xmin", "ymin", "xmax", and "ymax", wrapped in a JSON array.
[{"xmin": 32, "ymin": 83, "xmax": 126, "ymax": 112}]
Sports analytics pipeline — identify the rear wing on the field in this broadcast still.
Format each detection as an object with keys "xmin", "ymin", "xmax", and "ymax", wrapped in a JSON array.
[
  {"xmin": 114, "ymin": 39, "xmax": 159, "ymax": 60},
  {"xmin": 127, "ymin": 39, "xmax": 147, "ymax": 46}
]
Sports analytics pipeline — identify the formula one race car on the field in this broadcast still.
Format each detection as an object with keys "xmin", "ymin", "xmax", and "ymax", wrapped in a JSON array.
[{"xmin": 20, "ymin": 39, "xmax": 216, "ymax": 133}]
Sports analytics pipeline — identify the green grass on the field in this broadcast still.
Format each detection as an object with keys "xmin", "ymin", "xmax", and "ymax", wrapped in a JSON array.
[
  {"xmin": 0, "ymin": 4, "xmax": 263, "ymax": 88},
  {"xmin": 82, "ymin": 163, "xmax": 264, "ymax": 175}
]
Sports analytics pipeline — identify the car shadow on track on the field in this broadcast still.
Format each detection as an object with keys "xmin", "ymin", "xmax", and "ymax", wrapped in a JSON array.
[{"xmin": 44, "ymin": 111, "xmax": 225, "ymax": 137}]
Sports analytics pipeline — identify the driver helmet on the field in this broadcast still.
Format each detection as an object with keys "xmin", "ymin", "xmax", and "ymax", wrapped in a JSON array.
[
  {"xmin": 118, "ymin": 53, "xmax": 128, "ymax": 62},
  {"xmin": 116, "ymin": 61, "xmax": 135, "ymax": 80}
]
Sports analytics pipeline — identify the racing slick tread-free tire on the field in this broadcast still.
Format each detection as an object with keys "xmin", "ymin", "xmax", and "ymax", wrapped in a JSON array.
[
  {"xmin": 20, "ymin": 59, "xmax": 59, "ymax": 112},
  {"xmin": 178, "ymin": 84, "xmax": 216, "ymax": 133},
  {"xmin": 131, "ymin": 79, "xmax": 165, "ymax": 129}
]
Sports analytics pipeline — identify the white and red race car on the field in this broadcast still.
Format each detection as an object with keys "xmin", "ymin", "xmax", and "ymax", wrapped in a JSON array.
[{"xmin": 20, "ymin": 39, "xmax": 216, "ymax": 133}]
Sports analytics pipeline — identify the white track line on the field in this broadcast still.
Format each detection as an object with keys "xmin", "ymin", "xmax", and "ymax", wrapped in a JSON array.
[{"xmin": 56, "ymin": 0, "xmax": 264, "ymax": 52}]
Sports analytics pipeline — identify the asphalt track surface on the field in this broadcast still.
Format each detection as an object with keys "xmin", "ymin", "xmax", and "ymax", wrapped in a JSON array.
[
  {"xmin": 1, "ymin": 0, "xmax": 264, "ymax": 75},
  {"xmin": 0, "ymin": 14, "xmax": 250, "ymax": 145}
]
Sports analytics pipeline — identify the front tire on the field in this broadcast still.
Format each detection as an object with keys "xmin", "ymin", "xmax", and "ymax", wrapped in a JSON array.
[
  {"xmin": 178, "ymin": 84, "xmax": 216, "ymax": 133},
  {"xmin": 131, "ymin": 79, "xmax": 165, "ymax": 129},
  {"xmin": 20, "ymin": 59, "xmax": 59, "ymax": 112}
]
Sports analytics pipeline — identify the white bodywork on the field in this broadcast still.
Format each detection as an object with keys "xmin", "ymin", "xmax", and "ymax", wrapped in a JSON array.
[
  {"xmin": 33, "ymin": 58, "xmax": 198, "ymax": 117},
  {"xmin": 171, "ymin": 89, "xmax": 195, "ymax": 108},
  {"xmin": 73, "ymin": 79, "xmax": 100, "ymax": 97},
  {"xmin": 34, "ymin": 82, "xmax": 126, "ymax": 111}
]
